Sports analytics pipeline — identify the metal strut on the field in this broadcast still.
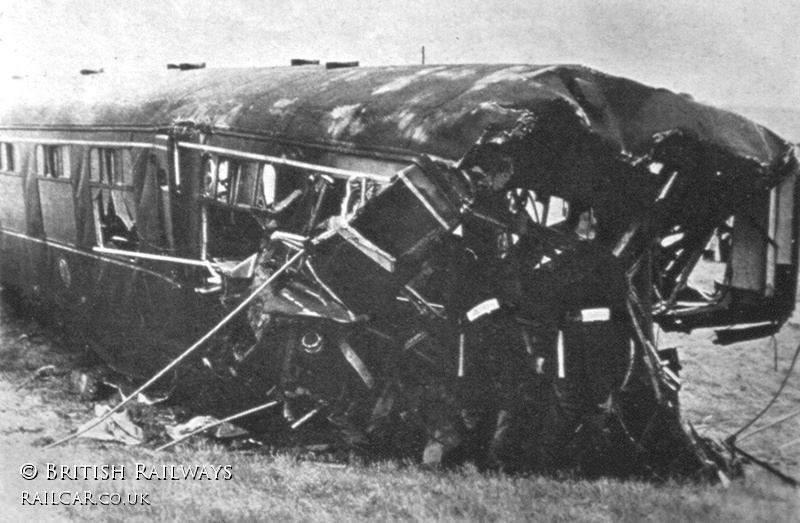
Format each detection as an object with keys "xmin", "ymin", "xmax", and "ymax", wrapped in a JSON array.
[{"xmin": 45, "ymin": 249, "xmax": 305, "ymax": 449}]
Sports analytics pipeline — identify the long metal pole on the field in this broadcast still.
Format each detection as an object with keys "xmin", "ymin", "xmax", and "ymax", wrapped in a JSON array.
[
  {"xmin": 45, "ymin": 249, "xmax": 304, "ymax": 449},
  {"xmin": 155, "ymin": 401, "xmax": 279, "ymax": 452}
]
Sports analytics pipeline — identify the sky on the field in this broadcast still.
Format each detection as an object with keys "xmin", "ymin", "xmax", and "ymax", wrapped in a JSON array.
[{"xmin": 1, "ymin": 0, "xmax": 799, "ymax": 109}]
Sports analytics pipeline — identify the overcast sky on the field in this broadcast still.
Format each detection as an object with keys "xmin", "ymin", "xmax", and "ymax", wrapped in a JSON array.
[{"xmin": 1, "ymin": 0, "xmax": 798, "ymax": 108}]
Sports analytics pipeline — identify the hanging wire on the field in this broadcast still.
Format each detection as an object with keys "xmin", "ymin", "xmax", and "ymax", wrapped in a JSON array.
[
  {"xmin": 724, "ymin": 340, "xmax": 800, "ymax": 486},
  {"xmin": 738, "ymin": 406, "xmax": 800, "ymax": 443},
  {"xmin": 727, "ymin": 341, "xmax": 800, "ymax": 443}
]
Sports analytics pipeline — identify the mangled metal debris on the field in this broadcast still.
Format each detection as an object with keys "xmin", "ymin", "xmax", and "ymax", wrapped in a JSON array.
[{"xmin": 1, "ymin": 64, "xmax": 797, "ymax": 480}]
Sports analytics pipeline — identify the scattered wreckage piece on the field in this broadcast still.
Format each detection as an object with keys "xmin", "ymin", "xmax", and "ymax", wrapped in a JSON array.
[
  {"xmin": 1, "ymin": 64, "xmax": 797, "ymax": 480},
  {"xmin": 76, "ymin": 405, "xmax": 143, "ymax": 446}
]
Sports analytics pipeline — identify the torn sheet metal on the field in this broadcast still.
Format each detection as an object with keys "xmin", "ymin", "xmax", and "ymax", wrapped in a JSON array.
[
  {"xmin": 233, "ymin": 66, "xmax": 797, "ymax": 480},
  {"xmin": 77, "ymin": 406, "xmax": 142, "ymax": 446},
  {"xmin": 2, "ymin": 63, "xmax": 797, "ymax": 480}
]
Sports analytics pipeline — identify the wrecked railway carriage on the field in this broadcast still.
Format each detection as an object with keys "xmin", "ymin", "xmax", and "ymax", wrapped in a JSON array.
[{"xmin": 0, "ymin": 64, "xmax": 798, "ymax": 478}]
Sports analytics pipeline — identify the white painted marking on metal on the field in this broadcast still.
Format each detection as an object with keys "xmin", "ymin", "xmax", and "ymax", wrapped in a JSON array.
[
  {"xmin": 0, "ymin": 137, "xmax": 165, "ymax": 150},
  {"xmin": 466, "ymin": 298, "xmax": 500, "ymax": 322},
  {"xmin": 339, "ymin": 339, "xmax": 374, "ymax": 389},
  {"xmin": 581, "ymin": 308, "xmax": 610, "ymax": 322},
  {"xmin": 337, "ymin": 224, "xmax": 396, "ymax": 272}
]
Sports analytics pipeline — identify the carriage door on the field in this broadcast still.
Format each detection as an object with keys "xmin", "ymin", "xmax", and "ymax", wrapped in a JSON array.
[
  {"xmin": 135, "ymin": 143, "xmax": 175, "ymax": 253},
  {"xmin": 0, "ymin": 142, "xmax": 25, "ymax": 233},
  {"xmin": 35, "ymin": 144, "xmax": 78, "ymax": 245},
  {"xmin": 0, "ymin": 142, "xmax": 26, "ymax": 283}
]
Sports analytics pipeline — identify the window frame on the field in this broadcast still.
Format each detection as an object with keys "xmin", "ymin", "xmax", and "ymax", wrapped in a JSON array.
[
  {"xmin": 0, "ymin": 142, "xmax": 17, "ymax": 173},
  {"xmin": 89, "ymin": 147, "xmax": 134, "ymax": 187},
  {"xmin": 87, "ymin": 146, "xmax": 137, "ymax": 250},
  {"xmin": 201, "ymin": 154, "xmax": 276, "ymax": 210},
  {"xmin": 35, "ymin": 144, "xmax": 72, "ymax": 179}
]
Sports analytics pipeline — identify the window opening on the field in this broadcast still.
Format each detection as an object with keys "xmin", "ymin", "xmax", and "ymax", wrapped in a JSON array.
[
  {"xmin": 119, "ymin": 149, "xmax": 132, "ymax": 185},
  {"xmin": 203, "ymin": 156, "xmax": 218, "ymax": 198},
  {"xmin": 89, "ymin": 147, "xmax": 138, "ymax": 250},
  {"xmin": 217, "ymin": 159, "xmax": 232, "ymax": 203},
  {"xmin": 203, "ymin": 154, "xmax": 278, "ymax": 210},
  {"xmin": 35, "ymin": 145, "xmax": 71, "ymax": 178},
  {"xmin": 259, "ymin": 164, "xmax": 277, "ymax": 208},
  {"xmin": 0, "ymin": 143, "xmax": 15, "ymax": 172},
  {"xmin": 201, "ymin": 154, "xmax": 281, "ymax": 260},
  {"xmin": 89, "ymin": 147, "xmax": 133, "ymax": 185},
  {"xmin": 235, "ymin": 162, "xmax": 260, "ymax": 206}
]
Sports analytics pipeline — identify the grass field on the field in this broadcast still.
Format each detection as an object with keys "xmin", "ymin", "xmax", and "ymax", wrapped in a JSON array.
[{"xmin": 0, "ymin": 263, "xmax": 799, "ymax": 522}]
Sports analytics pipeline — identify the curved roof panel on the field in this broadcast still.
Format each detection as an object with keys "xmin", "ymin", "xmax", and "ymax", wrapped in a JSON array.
[{"xmin": 0, "ymin": 64, "xmax": 791, "ymax": 166}]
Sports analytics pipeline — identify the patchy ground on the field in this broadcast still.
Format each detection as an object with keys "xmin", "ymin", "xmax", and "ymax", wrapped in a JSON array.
[
  {"xmin": 0, "ymin": 263, "xmax": 799, "ymax": 521},
  {"xmin": 0, "ymin": 306, "xmax": 90, "ymax": 522}
]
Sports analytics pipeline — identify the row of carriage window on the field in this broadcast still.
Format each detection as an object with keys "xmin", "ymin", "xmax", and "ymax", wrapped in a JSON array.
[
  {"xmin": 0, "ymin": 142, "xmax": 116, "ymax": 181},
  {"xmin": 0, "ymin": 143, "xmax": 73, "ymax": 179},
  {"xmin": 0, "ymin": 142, "xmax": 277, "ymax": 210}
]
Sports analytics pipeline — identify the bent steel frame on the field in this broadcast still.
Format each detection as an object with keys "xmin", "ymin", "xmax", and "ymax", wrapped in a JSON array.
[{"xmin": 0, "ymin": 64, "xmax": 797, "ymax": 478}]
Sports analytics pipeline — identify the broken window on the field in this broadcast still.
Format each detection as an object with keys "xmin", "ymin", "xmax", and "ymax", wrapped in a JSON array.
[
  {"xmin": 203, "ymin": 156, "xmax": 237, "ymax": 203},
  {"xmin": 89, "ymin": 147, "xmax": 138, "ymax": 250},
  {"xmin": 201, "ymin": 155, "xmax": 280, "ymax": 260},
  {"xmin": 0, "ymin": 143, "xmax": 16, "ymax": 172},
  {"xmin": 202, "ymin": 155, "xmax": 276, "ymax": 208},
  {"xmin": 35, "ymin": 145, "xmax": 71, "ymax": 178}
]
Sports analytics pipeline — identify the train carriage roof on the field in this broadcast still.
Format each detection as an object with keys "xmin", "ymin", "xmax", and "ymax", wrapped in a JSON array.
[{"xmin": 0, "ymin": 64, "xmax": 792, "ymax": 168}]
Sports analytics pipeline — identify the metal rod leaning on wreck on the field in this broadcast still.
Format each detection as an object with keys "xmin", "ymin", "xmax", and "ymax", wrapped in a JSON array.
[
  {"xmin": 45, "ymin": 249, "xmax": 306, "ymax": 449},
  {"xmin": 727, "ymin": 442, "xmax": 799, "ymax": 487},
  {"xmin": 155, "ymin": 401, "xmax": 280, "ymax": 452}
]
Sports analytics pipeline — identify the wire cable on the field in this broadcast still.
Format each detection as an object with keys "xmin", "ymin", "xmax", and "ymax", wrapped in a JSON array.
[{"xmin": 727, "ymin": 340, "xmax": 800, "ymax": 443}]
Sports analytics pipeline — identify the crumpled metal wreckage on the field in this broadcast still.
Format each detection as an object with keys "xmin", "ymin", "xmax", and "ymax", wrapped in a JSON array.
[{"xmin": 1, "ymin": 64, "xmax": 797, "ymax": 480}]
